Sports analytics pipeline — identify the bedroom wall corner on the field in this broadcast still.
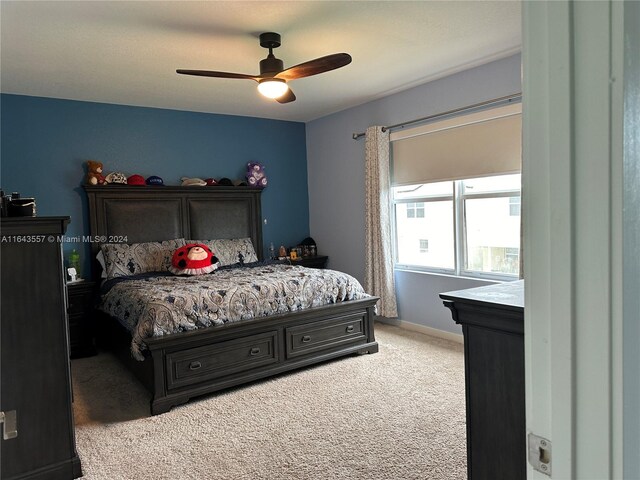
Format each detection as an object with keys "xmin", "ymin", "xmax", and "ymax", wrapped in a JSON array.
[{"xmin": 305, "ymin": 53, "xmax": 521, "ymax": 336}]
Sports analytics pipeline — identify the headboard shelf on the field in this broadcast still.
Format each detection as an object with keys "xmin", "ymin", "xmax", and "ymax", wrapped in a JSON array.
[
  {"xmin": 84, "ymin": 185, "xmax": 261, "ymax": 194},
  {"xmin": 84, "ymin": 185, "xmax": 263, "ymax": 277}
]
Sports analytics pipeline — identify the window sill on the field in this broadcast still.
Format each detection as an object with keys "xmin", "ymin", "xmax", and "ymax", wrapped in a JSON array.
[{"xmin": 394, "ymin": 265, "xmax": 515, "ymax": 283}]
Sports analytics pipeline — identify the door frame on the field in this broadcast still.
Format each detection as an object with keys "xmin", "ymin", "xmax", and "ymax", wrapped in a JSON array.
[{"xmin": 522, "ymin": 1, "xmax": 632, "ymax": 478}]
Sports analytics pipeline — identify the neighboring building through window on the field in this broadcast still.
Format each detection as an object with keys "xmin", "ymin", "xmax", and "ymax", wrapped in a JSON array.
[
  {"xmin": 393, "ymin": 181, "xmax": 455, "ymax": 270},
  {"xmin": 509, "ymin": 196, "xmax": 521, "ymax": 216},
  {"xmin": 393, "ymin": 174, "xmax": 521, "ymax": 279},
  {"xmin": 406, "ymin": 202, "xmax": 425, "ymax": 218}
]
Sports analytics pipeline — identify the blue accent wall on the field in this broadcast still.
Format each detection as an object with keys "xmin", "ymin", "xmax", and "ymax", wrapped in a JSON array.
[{"xmin": 0, "ymin": 94, "xmax": 308, "ymax": 276}]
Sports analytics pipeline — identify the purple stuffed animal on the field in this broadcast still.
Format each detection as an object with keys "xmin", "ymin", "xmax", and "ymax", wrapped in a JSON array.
[{"xmin": 246, "ymin": 162, "xmax": 268, "ymax": 188}]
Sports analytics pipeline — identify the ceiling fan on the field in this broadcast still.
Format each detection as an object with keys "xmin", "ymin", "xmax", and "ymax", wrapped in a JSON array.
[{"xmin": 176, "ymin": 32, "xmax": 352, "ymax": 104}]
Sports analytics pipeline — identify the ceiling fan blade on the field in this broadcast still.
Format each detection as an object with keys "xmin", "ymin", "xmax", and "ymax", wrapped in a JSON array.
[
  {"xmin": 176, "ymin": 70, "xmax": 258, "ymax": 81},
  {"xmin": 274, "ymin": 53, "xmax": 352, "ymax": 81},
  {"xmin": 276, "ymin": 88, "xmax": 296, "ymax": 104}
]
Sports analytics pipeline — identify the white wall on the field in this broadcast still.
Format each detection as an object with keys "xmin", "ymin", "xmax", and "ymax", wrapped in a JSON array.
[{"xmin": 306, "ymin": 54, "xmax": 521, "ymax": 334}]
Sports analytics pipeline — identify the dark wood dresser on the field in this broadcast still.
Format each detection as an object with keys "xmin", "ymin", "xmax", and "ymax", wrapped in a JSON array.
[
  {"xmin": 0, "ymin": 217, "xmax": 82, "ymax": 479},
  {"xmin": 440, "ymin": 280, "xmax": 525, "ymax": 480}
]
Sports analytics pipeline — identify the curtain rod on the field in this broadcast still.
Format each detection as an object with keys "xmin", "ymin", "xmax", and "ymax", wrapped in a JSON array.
[{"xmin": 351, "ymin": 92, "xmax": 522, "ymax": 140}]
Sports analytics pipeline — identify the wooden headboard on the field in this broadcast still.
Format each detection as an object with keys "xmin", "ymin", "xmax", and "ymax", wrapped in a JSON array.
[{"xmin": 84, "ymin": 185, "xmax": 263, "ymax": 279}]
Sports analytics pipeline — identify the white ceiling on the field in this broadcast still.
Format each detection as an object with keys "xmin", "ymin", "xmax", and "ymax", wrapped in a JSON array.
[{"xmin": 0, "ymin": 1, "xmax": 521, "ymax": 123}]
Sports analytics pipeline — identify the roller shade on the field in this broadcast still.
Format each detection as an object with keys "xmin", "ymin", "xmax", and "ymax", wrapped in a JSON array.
[{"xmin": 391, "ymin": 105, "xmax": 522, "ymax": 186}]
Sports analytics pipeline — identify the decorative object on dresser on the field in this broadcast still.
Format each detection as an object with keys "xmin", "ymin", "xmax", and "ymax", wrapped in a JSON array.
[
  {"xmin": 440, "ymin": 281, "xmax": 525, "ymax": 480},
  {"xmin": 1, "ymin": 217, "xmax": 82, "ymax": 479},
  {"xmin": 67, "ymin": 280, "xmax": 97, "ymax": 358},
  {"xmin": 85, "ymin": 185, "xmax": 378, "ymax": 415},
  {"xmin": 4, "ymin": 192, "xmax": 37, "ymax": 217}
]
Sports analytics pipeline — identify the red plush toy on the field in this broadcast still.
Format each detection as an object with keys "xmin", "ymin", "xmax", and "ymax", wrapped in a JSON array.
[{"xmin": 170, "ymin": 243, "xmax": 220, "ymax": 275}]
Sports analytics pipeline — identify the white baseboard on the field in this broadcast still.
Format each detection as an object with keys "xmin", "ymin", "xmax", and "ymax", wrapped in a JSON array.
[{"xmin": 376, "ymin": 317, "xmax": 464, "ymax": 344}]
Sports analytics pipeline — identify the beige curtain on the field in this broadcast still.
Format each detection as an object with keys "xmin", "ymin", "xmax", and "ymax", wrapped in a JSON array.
[{"xmin": 364, "ymin": 126, "xmax": 398, "ymax": 318}]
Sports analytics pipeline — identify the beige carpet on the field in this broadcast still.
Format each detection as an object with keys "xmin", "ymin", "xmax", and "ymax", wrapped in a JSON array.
[{"xmin": 71, "ymin": 323, "xmax": 467, "ymax": 480}]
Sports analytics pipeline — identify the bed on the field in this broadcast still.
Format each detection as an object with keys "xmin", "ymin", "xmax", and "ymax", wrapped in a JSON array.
[{"xmin": 85, "ymin": 185, "xmax": 379, "ymax": 415}]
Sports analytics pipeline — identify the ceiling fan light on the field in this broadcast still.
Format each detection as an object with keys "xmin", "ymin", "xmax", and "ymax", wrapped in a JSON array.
[{"xmin": 257, "ymin": 79, "xmax": 289, "ymax": 99}]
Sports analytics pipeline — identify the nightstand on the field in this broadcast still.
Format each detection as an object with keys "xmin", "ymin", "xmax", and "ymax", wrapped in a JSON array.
[
  {"xmin": 67, "ymin": 280, "xmax": 97, "ymax": 358},
  {"xmin": 291, "ymin": 255, "xmax": 328, "ymax": 269}
]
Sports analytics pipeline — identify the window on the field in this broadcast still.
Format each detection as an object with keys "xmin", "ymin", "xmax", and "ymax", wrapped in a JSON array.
[
  {"xmin": 406, "ymin": 203, "xmax": 425, "ymax": 218},
  {"xmin": 394, "ymin": 181, "xmax": 455, "ymax": 269},
  {"xmin": 393, "ymin": 173, "xmax": 521, "ymax": 279},
  {"xmin": 509, "ymin": 196, "xmax": 521, "ymax": 216},
  {"xmin": 389, "ymin": 103, "xmax": 522, "ymax": 279}
]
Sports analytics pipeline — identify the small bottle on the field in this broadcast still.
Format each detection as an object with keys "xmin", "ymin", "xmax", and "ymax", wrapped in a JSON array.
[
  {"xmin": 69, "ymin": 249, "xmax": 81, "ymax": 278},
  {"xmin": 269, "ymin": 242, "xmax": 276, "ymax": 260}
]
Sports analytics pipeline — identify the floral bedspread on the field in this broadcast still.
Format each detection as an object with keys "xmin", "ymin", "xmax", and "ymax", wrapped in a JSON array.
[{"xmin": 99, "ymin": 263, "xmax": 371, "ymax": 360}]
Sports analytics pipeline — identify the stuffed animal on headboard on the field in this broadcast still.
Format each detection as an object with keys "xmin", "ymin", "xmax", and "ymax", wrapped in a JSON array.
[
  {"xmin": 85, "ymin": 160, "xmax": 106, "ymax": 185},
  {"xmin": 246, "ymin": 162, "xmax": 267, "ymax": 188},
  {"xmin": 170, "ymin": 243, "xmax": 220, "ymax": 275}
]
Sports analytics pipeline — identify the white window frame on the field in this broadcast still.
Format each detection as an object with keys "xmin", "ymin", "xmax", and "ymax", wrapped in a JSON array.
[{"xmin": 393, "ymin": 176, "xmax": 521, "ymax": 281}]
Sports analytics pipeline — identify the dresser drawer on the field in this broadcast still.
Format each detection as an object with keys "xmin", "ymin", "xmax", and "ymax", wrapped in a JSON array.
[
  {"xmin": 67, "ymin": 286, "xmax": 94, "ymax": 315},
  {"xmin": 67, "ymin": 296, "xmax": 88, "ymax": 316},
  {"xmin": 285, "ymin": 313, "xmax": 366, "ymax": 359},
  {"xmin": 68, "ymin": 313, "xmax": 81, "ymax": 328},
  {"xmin": 166, "ymin": 331, "xmax": 279, "ymax": 390}
]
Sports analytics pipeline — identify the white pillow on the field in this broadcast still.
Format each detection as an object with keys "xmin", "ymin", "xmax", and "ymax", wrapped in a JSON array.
[
  {"xmin": 100, "ymin": 238, "xmax": 186, "ymax": 279},
  {"xmin": 96, "ymin": 249, "xmax": 107, "ymax": 279},
  {"xmin": 189, "ymin": 238, "xmax": 258, "ymax": 266}
]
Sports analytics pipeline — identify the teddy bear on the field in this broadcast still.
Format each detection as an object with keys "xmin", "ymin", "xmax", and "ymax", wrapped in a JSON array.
[
  {"xmin": 85, "ymin": 160, "xmax": 106, "ymax": 185},
  {"xmin": 246, "ymin": 162, "xmax": 267, "ymax": 188}
]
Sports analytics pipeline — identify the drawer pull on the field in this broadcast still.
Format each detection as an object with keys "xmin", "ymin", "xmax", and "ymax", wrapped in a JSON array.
[
  {"xmin": 346, "ymin": 325, "xmax": 355, "ymax": 333},
  {"xmin": 250, "ymin": 347, "xmax": 261, "ymax": 356},
  {"xmin": 302, "ymin": 335, "xmax": 311, "ymax": 343},
  {"xmin": 189, "ymin": 361, "xmax": 202, "ymax": 370}
]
